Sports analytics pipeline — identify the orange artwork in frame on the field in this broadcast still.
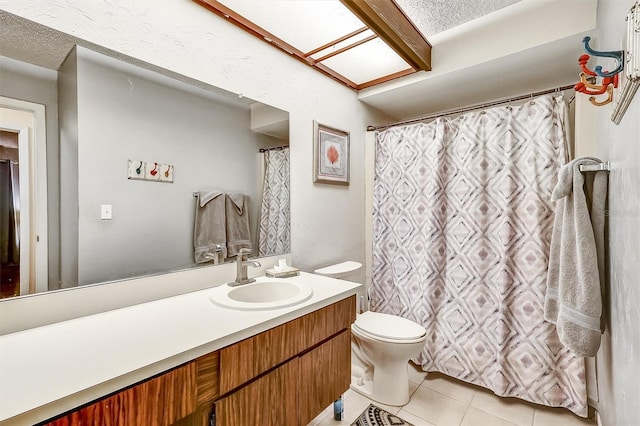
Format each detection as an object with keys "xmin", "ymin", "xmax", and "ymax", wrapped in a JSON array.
[{"xmin": 313, "ymin": 120, "xmax": 350, "ymax": 185}]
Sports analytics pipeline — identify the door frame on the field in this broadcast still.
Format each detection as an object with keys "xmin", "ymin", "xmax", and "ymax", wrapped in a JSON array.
[{"xmin": 0, "ymin": 96, "xmax": 48, "ymax": 295}]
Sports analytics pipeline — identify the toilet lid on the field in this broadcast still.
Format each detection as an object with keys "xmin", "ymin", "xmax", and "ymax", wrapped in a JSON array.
[{"xmin": 353, "ymin": 311, "xmax": 426, "ymax": 341}]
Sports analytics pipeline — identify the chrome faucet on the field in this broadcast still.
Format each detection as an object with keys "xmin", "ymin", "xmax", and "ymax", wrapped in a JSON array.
[
  {"xmin": 204, "ymin": 244, "xmax": 225, "ymax": 265},
  {"xmin": 233, "ymin": 248, "xmax": 261, "ymax": 285}
]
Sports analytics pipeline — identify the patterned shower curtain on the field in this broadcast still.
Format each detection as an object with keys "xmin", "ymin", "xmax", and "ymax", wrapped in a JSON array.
[
  {"xmin": 371, "ymin": 94, "xmax": 588, "ymax": 416},
  {"xmin": 258, "ymin": 148, "xmax": 290, "ymax": 257}
]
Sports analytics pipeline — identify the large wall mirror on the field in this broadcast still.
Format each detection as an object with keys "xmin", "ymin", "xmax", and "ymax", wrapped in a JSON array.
[{"xmin": 0, "ymin": 11, "xmax": 290, "ymax": 301}]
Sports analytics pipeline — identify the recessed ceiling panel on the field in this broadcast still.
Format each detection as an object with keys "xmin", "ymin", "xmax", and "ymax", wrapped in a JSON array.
[
  {"xmin": 217, "ymin": 0, "xmax": 364, "ymax": 53},
  {"xmin": 321, "ymin": 38, "xmax": 411, "ymax": 85}
]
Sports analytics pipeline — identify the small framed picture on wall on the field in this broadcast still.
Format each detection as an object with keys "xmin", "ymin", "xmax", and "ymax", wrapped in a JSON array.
[{"xmin": 313, "ymin": 120, "xmax": 350, "ymax": 185}]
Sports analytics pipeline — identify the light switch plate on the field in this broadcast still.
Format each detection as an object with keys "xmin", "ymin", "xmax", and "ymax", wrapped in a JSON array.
[{"xmin": 101, "ymin": 204, "xmax": 112, "ymax": 220}]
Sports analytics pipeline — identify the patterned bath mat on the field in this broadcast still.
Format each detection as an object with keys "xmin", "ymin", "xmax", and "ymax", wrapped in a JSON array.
[{"xmin": 351, "ymin": 404, "xmax": 414, "ymax": 426}]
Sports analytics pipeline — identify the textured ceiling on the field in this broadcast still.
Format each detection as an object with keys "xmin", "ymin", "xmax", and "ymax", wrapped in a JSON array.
[
  {"xmin": 0, "ymin": 10, "xmax": 77, "ymax": 69},
  {"xmin": 395, "ymin": 0, "xmax": 521, "ymax": 37},
  {"xmin": 0, "ymin": 10, "xmax": 253, "ymax": 107}
]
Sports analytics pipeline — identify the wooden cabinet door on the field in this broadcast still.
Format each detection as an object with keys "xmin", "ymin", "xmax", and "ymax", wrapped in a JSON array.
[
  {"xmin": 298, "ymin": 330, "xmax": 351, "ymax": 426},
  {"xmin": 215, "ymin": 358, "xmax": 299, "ymax": 426},
  {"xmin": 45, "ymin": 363, "xmax": 197, "ymax": 426}
]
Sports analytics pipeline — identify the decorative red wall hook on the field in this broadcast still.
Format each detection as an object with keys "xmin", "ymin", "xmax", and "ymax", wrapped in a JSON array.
[{"xmin": 574, "ymin": 54, "xmax": 619, "ymax": 106}]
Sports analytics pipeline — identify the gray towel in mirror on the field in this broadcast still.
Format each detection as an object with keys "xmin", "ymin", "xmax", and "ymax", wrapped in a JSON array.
[
  {"xmin": 194, "ymin": 190, "xmax": 227, "ymax": 263},
  {"xmin": 226, "ymin": 193, "xmax": 252, "ymax": 258}
]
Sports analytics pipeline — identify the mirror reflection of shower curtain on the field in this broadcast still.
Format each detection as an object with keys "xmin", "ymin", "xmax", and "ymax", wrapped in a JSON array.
[
  {"xmin": 371, "ymin": 94, "xmax": 588, "ymax": 417},
  {"xmin": 258, "ymin": 148, "xmax": 290, "ymax": 257},
  {"xmin": 0, "ymin": 160, "xmax": 20, "ymax": 297}
]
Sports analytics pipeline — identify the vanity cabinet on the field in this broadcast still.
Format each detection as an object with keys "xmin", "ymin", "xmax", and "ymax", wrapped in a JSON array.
[
  {"xmin": 214, "ymin": 295, "xmax": 354, "ymax": 426},
  {"xmin": 43, "ymin": 362, "xmax": 199, "ymax": 426},
  {"xmin": 42, "ymin": 296, "xmax": 355, "ymax": 426}
]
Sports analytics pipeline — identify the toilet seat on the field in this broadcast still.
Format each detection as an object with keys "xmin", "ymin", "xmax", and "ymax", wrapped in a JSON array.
[{"xmin": 353, "ymin": 311, "xmax": 426, "ymax": 343}]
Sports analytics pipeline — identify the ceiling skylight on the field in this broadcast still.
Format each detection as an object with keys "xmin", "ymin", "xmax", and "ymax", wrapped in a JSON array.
[
  {"xmin": 195, "ymin": 0, "xmax": 429, "ymax": 89},
  {"xmin": 194, "ymin": 0, "xmax": 521, "ymax": 90}
]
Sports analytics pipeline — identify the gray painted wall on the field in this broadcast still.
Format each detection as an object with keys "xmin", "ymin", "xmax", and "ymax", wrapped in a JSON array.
[
  {"xmin": 58, "ymin": 49, "xmax": 79, "ymax": 289},
  {"xmin": 594, "ymin": 0, "xmax": 640, "ymax": 424},
  {"xmin": 0, "ymin": 56, "xmax": 61, "ymax": 288},
  {"xmin": 70, "ymin": 47, "xmax": 278, "ymax": 286}
]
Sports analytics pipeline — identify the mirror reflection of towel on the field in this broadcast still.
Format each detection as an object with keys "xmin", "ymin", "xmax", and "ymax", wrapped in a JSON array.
[
  {"xmin": 194, "ymin": 190, "xmax": 226, "ymax": 263},
  {"xmin": 226, "ymin": 193, "xmax": 252, "ymax": 257}
]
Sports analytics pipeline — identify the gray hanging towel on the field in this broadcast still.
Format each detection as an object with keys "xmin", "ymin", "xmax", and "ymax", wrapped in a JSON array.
[
  {"xmin": 194, "ymin": 190, "xmax": 227, "ymax": 263},
  {"xmin": 544, "ymin": 157, "xmax": 608, "ymax": 357},
  {"xmin": 226, "ymin": 193, "xmax": 252, "ymax": 258}
]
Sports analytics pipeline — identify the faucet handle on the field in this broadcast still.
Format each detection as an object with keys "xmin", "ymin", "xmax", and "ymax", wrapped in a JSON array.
[{"xmin": 238, "ymin": 248, "xmax": 252, "ymax": 259}]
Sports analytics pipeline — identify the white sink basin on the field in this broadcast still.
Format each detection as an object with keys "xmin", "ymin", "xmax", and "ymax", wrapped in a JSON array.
[{"xmin": 209, "ymin": 279, "xmax": 313, "ymax": 310}]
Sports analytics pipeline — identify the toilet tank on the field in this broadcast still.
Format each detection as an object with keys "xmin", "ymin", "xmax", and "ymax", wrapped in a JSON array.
[{"xmin": 313, "ymin": 261, "xmax": 362, "ymax": 280}]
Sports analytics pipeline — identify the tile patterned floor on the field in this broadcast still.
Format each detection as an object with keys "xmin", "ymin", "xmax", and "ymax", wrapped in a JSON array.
[{"xmin": 309, "ymin": 363, "xmax": 596, "ymax": 426}]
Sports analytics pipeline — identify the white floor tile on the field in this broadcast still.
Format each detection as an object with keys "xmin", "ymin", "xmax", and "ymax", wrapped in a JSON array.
[
  {"xmin": 469, "ymin": 391, "xmax": 535, "ymax": 426},
  {"xmin": 461, "ymin": 406, "xmax": 520, "ymax": 426},
  {"xmin": 408, "ymin": 361, "xmax": 428, "ymax": 385},
  {"xmin": 397, "ymin": 408, "xmax": 437, "ymax": 426},
  {"xmin": 308, "ymin": 404, "xmax": 333, "ymax": 426},
  {"xmin": 403, "ymin": 386, "xmax": 469, "ymax": 426},
  {"xmin": 409, "ymin": 379, "xmax": 421, "ymax": 398},
  {"xmin": 343, "ymin": 390, "xmax": 378, "ymax": 423},
  {"xmin": 370, "ymin": 401, "xmax": 402, "ymax": 415},
  {"xmin": 421, "ymin": 373, "xmax": 477, "ymax": 404},
  {"xmin": 307, "ymin": 374, "xmax": 596, "ymax": 426},
  {"xmin": 533, "ymin": 407, "xmax": 595, "ymax": 426}
]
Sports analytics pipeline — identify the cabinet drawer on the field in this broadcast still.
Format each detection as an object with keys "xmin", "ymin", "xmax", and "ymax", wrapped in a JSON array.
[
  {"xmin": 215, "ymin": 358, "xmax": 298, "ymax": 426},
  {"xmin": 301, "ymin": 296, "xmax": 355, "ymax": 350},
  {"xmin": 219, "ymin": 295, "xmax": 356, "ymax": 394}
]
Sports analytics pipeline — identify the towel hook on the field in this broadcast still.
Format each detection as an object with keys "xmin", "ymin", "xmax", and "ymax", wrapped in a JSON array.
[
  {"xmin": 589, "ymin": 86, "xmax": 614, "ymax": 106},
  {"xmin": 582, "ymin": 36, "xmax": 624, "ymax": 77}
]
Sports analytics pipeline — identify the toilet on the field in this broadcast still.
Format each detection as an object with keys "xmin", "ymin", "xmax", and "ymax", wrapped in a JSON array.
[{"xmin": 313, "ymin": 261, "xmax": 427, "ymax": 407}]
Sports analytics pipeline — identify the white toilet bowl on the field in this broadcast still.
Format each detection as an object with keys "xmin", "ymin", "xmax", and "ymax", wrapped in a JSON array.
[
  {"xmin": 313, "ymin": 261, "xmax": 426, "ymax": 407},
  {"xmin": 350, "ymin": 311, "xmax": 426, "ymax": 406}
]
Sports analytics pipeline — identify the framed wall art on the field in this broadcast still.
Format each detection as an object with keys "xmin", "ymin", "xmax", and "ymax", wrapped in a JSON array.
[{"xmin": 313, "ymin": 120, "xmax": 350, "ymax": 185}]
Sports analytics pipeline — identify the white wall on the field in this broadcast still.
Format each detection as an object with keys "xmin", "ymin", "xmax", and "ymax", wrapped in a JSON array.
[
  {"xmin": 592, "ymin": 1, "xmax": 640, "ymax": 425},
  {"xmin": 0, "ymin": 1, "xmax": 377, "ymax": 284},
  {"xmin": 0, "ymin": 56, "xmax": 60, "ymax": 288}
]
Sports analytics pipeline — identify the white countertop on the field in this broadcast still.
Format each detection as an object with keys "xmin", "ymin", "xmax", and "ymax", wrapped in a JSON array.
[{"xmin": 0, "ymin": 272, "xmax": 361, "ymax": 425}]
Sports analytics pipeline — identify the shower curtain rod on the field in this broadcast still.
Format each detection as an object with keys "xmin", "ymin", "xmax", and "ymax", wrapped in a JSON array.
[
  {"xmin": 367, "ymin": 84, "xmax": 575, "ymax": 132},
  {"xmin": 259, "ymin": 145, "xmax": 289, "ymax": 152}
]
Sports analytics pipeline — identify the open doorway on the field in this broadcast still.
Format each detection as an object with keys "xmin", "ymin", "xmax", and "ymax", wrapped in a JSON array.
[
  {"xmin": 0, "ymin": 130, "xmax": 20, "ymax": 298},
  {"xmin": 0, "ymin": 98, "xmax": 48, "ymax": 297}
]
